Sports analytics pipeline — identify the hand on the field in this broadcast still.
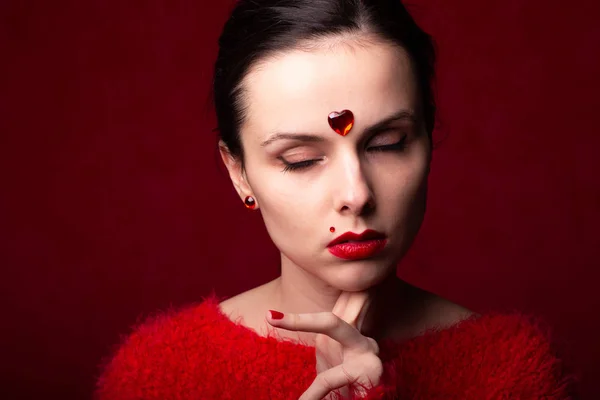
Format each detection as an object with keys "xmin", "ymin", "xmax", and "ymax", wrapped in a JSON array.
[{"xmin": 266, "ymin": 290, "xmax": 383, "ymax": 399}]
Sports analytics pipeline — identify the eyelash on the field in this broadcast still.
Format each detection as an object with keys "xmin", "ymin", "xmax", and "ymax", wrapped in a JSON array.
[
  {"xmin": 280, "ymin": 135, "xmax": 408, "ymax": 173},
  {"xmin": 368, "ymin": 135, "xmax": 408, "ymax": 153},
  {"xmin": 281, "ymin": 159, "xmax": 317, "ymax": 173}
]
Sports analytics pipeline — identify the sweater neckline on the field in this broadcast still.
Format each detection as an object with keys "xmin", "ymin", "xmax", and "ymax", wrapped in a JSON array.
[
  {"xmin": 202, "ymin": 291, "xmax": 317, "ymax": 349},
  {"xmin": 198, "ymin": 291, "xmax": 453, "ymax": 356}
]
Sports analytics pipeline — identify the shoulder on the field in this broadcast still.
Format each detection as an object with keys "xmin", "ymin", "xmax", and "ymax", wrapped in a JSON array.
[
  {"xmin": 218, "ymin": 285, "xmax": 262, "ymax": 318},
  {"xmin": 418, "ymin": 291, "xmax": 477, "ymax": 332},
  {"xmin": 218, "ymin": 280, "xmax": 277, "ymax": 333},
  {"xmin": 94, "ymin": 293, "xmax": 229, "ymax": 400},
  {"xmin": 391, "ymin": 310, "xmax": 578, "ymax": 398},
  {"xmin": 95, "ymin": 288, "xmax": 317, "ymax": 400},
  {"xmin": 387, "ymin": 285, "xmax": 476, "ymax": 341}
]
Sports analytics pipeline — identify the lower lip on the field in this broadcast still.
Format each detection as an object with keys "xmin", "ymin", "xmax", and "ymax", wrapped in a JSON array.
[{"xmin": 328, "ymin": 239, "xmax": 387, "ymax": 260}]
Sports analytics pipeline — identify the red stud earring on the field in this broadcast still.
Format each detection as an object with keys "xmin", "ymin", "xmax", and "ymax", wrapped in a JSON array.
[{"xmin": 244, "ymin": 196, "xmax": 257, "ymax": 210}]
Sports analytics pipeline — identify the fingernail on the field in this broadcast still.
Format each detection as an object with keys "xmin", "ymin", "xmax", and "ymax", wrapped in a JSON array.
[{"xmin": 269, "ymin": 310, "xmax": 284, "ymax": 320}]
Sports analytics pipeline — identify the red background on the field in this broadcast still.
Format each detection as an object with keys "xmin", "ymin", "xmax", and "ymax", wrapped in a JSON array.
[{"xmin": 1, "ymin": 1, "xmax": 599, "ymax": 398}]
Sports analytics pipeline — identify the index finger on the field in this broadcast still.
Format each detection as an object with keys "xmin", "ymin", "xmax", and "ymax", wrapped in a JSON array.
[{"xmin": 267, "ymin": 310, "xmax": 369, "ymax": 350}]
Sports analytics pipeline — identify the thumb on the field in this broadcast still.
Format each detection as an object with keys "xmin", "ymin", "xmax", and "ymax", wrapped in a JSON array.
[{"xmin": 332, "ymin": 290, "xmax": 374, "ymax": 331}]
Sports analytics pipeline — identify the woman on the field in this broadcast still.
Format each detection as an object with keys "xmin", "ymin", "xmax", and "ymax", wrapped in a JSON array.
[{"xmin": 95, "ymin": 0, "xmax": 576, "ymax": 398}]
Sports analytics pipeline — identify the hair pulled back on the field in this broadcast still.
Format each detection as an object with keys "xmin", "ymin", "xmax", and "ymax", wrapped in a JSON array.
[{"xmin": 213, "ymin": 0, "xmax": 436, "ymax": 161}]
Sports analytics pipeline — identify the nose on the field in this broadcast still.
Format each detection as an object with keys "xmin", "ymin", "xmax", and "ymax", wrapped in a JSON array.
[{"xmin": 333, "ymin": 153, "xmax": 375, "ymax": 216}]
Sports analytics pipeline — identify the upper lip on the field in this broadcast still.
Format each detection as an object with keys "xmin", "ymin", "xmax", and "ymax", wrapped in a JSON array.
[{"xmin": 328, "ymin": 229, "xmax": 386, "ymax": 247}]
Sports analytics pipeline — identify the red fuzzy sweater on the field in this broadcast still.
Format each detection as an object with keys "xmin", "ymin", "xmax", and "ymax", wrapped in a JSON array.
[{"xmin": 95, "ymin": 292, "xmax": 576, "ymax": 399}]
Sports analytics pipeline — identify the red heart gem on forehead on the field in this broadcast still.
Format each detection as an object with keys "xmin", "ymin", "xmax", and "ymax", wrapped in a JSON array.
[{"xmin": 327, "ymin": 110, "xmax": 354, "ymax": 136}]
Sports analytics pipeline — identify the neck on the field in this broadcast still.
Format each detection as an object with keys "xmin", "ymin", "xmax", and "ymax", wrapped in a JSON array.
[{"xmin": 269, "ymin": 254, "xmax": 410, "ymax": 341}]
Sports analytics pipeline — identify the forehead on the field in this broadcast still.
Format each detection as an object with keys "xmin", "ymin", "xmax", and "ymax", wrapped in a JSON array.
[{"xmin": 240, "ymin": 40, "xmax": 418, "ymax": 141}]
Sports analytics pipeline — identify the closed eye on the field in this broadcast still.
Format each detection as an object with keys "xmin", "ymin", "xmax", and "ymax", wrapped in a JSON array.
[
  {"xmin": 278, "ymin": 157, "xmax": 320, "ymax": 173},
  {"xmin": 367, "ymin": 135, "xmax": 408, "ymax": 152},
  {"xmin": 277, "ymin": 135, "xmax": 408, "ymax": 173}
]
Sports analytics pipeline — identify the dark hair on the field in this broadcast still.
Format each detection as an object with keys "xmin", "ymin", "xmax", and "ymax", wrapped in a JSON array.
[{"xmin": 213, "ymin": 0, "xmax": 436, "ymax": 162}]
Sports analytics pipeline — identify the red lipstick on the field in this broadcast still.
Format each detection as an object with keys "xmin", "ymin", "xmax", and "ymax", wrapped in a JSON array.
[{"xmin": 327, "ymin": 229, "xmax": 387, "ymax": 260}]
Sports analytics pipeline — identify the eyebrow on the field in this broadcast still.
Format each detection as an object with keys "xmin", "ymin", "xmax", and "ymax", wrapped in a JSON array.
[{"xmin": 260, "ymin": 109, "xmax": 418, "ymax": 147}]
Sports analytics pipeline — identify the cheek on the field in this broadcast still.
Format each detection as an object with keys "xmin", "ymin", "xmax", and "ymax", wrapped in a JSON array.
[
  {"xmin": 252, "ymin": 174, "xmax": 319, "ymax": 236},
  {"xmin": 254, "ymin": 181, "xmax": 324, "ymax": 263},
  {"xmin": 378, "ymin": 161, "xmax": 429, "ymax": 215},
  {"xmin": 259, "ymin": 179, "xmax": 307, "ymax": 213}
]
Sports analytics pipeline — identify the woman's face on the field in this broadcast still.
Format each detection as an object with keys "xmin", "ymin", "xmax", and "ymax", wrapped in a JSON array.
[{"xmin": 222, "ymin": 38, "xmax": 431, "ymax": 292}]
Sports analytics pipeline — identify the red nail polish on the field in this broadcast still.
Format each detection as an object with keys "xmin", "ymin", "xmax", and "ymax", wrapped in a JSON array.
[{"xmin": 269, "ymin": 310, "xmax": 284, "ymax": 320}]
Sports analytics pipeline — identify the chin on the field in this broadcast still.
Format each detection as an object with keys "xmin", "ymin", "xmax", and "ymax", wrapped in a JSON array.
[{"xmin": 326, "ymin": 261, "xmax": 393, "ymax": 292}]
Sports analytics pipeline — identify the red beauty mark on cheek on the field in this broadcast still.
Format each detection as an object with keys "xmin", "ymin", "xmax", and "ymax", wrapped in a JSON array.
[{"xmin": 328, "ymin": 110, "xmax": 354, "ymax": 136}]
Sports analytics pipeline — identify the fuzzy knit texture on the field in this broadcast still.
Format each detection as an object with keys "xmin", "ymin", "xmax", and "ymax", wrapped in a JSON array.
[{"xmin": 95, "ymin": 292, "xmax": 577, "ymax": 399}]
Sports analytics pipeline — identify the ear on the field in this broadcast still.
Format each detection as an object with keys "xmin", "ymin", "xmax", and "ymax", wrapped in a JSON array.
[{"xmin": 219, "ymin": 141, "xmax": 254, "ymax": 203}]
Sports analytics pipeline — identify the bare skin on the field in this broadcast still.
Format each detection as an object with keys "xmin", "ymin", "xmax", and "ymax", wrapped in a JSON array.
[
  {"xmin": 218, "ymin": 35, "xmax": 475, "ymax": 397},
  {"xmin": 220, "ymin": 278, "xmax": 473, "ymax": 398},
  {"xmin": 219, "ymin": 276, "xmax": 474, "ymax": 347}
]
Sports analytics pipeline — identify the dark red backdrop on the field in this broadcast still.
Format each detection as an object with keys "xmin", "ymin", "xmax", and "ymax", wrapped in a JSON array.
[{"xmin": 1, "ymin": 1, "xmax": 599, "ymax": 398}]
